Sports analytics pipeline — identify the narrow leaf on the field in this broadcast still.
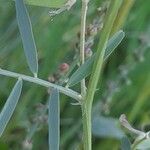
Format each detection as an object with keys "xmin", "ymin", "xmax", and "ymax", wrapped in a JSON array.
[
  {"xmin": 0, "ymin": 79, "xmax": 23, "ymax": 137},
  {"xmin": 92, "ymin": 116, "xmax": 124, "ymax": 139},
  {"xmin": 15, "ymin": 0, "xmax": 38, "ymax": 77},
  {"xmin": 67, "ymin": 30, "xmax": 125, "ymax": 87},
  {"xmin": 105, "ymin": 30, "xmax": 125, "ymax": 60},
  {"xmin": 24, "ymin": 0, "xmax": 67, "ymax": 8},
  {"xmin": 48, "ymin": 89, "xmax": 60, "ymax": 150},
  {"xmin": 136, "ymin": 139, "xmax": 150, "ymax": 149},
  {"xmin": 121, "ymin": 136, "xmax": 131, "ymax": 150}
]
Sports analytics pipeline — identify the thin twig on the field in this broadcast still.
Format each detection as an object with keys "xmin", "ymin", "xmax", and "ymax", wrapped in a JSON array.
[
  {"xmin": 0, "ymin": 68, "xmax": 82, "ymax": 101},
  {"xmin": 80, "ymin": 0, "xmax": 89, "ymax": 97}
]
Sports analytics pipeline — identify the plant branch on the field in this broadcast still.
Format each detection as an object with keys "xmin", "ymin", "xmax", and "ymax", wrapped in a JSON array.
[
  {"xmin": 0, "ymin": 68, "xmax": 82, "ymax": 101},
  {"xmin": 82, "ymin": 0, "xmax": 122, "ymax": 149},
  {"xmin": 80, "ymin": 0, "xmax": 89, "ymax": 97}
]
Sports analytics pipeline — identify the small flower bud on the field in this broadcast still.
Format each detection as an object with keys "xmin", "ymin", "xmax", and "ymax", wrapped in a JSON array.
[
  {"xmin": 59, "ymin": 63, "xmax": 70, "ymax": 73},
  {"xmin": 87, "ymin": 24, "xmax": 98, "ymax": 37},
  {"xmin": 85, "ymin": 47, "xmax": 93, "ymax": 58}
]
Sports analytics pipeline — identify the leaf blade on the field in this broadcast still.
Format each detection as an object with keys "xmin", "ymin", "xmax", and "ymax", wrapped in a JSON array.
[
  {"xmin": 67, "ymin": 30, "xmax": 125, "ymax": 87},
  {"xmin": 15, "ymin": 0, "xmax": 38, "ymax": 77},
  {"xmin": 48, "ymin": 89, "xmax": 60, "ymax": 150},
  {"xmin": 92, "ymin": 116, "xmax": 124, "ymax": 139},
  {"xmin": 121, "ymin": 136, "xmax": 131, "ymax": 150},
  {"xmin": 0, "ymin": 79, "xmax": 23, "ymax": 137}
]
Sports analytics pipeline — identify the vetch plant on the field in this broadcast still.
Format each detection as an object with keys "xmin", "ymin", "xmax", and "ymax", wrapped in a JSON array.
[{"xmin": 0, "ymin": 0, "xmax": 136, "ymax": 149}]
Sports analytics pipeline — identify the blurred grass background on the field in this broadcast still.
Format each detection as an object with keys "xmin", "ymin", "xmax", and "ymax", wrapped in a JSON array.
[{"xmin": 0, "ymin": 0, "xmax": 150, "ymax": 149}]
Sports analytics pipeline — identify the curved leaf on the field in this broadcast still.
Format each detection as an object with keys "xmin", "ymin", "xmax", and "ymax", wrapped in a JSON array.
[
  {"xmin": 67, "ymin": 30, "xmax": 125, "ymax": 87},
  {"xmin": 121, "ymin": 136, "xmax": 131, "ymax": 150},
  {"xmin": 15, "ymin": 0, "xmax": 38, "ymax": 77},
  {"xmin": 105, "ymin": 30, "xmax": 125, "ymax": 60},
  {"xmin": 0, "ymin": 79, "xmax": 23, "ymax": 137},
  {"xmin": 48, "ymin": 89, "xmax": 60, "ymax": 150},
  {"xmin": 24, "ymin": 0, "xmax": 67, "ymax": 8},
  {"xmin": 92, "ymin": 116, "xmax": 124, "ymax": 139}
]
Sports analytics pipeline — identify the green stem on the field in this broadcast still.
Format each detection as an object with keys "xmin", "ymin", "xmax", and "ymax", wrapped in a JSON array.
[
  {"xmin": 82, "ymin": 0, "xmax": 122, "ymax": 149},
  {"xmin": 0, "ymin": 68, "xmax": 82, "ymax": 101},
  {"xmin": 80, "ymin": 0, "xmax": 89, "ymax": 97}
]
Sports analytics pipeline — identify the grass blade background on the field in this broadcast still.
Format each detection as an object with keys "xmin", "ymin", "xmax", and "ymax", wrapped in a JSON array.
[
  {"xmin": 15, "ymin": 0, "xmax": 38, "ymax": 77},
  {"xmin": 0, "ymin": 79, "xmax": 23, "ymax": 137},
  {"xmin": 67, "ymin": 30, "xmax": 125, "ymax": 87},
  {"xmin": 24, "ymin": 0, "xmax": 67, "ymax": 8},
  {"xmin": 48, "ymin": 89, "xmax": 60, "ymax": 150}
]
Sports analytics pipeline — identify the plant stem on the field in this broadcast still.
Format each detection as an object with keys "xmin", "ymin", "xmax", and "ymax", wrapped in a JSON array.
[
  {"xmin": 80, "ymin": 0, "xmax": 88, "ymax": 97},
  {"xmin": 82, "ymin": 0, "xmax": 122, "ymax": 149},
  {"xmin": 0, "ymin": 68, "xmax": 82, "ymax": 101}
]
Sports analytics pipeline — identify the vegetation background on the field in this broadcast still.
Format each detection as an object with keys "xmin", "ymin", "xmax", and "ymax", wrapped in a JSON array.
[{"xmin": 0, "ymin": 0, "xmax": 150, "ymax": 149}]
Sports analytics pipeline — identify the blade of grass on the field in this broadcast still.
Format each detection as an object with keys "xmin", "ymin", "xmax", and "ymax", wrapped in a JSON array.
[
  {"xmin": 24, "ymin": 0, "xmax": 67, "ymax": 8},
  {"xmin": 0, "ymin": 79, "xmax": 23, "ymax": 137},
  {"xmin": 15, "ymin": 0, "xmax": 38, "ymax": 77},
  {"xmin": 67, "ymin": 30, "xmax": 125, "ymax": 87},
  {"xmin": 48, "ymin": 89, "xmax": 60, "ymax": 150}
]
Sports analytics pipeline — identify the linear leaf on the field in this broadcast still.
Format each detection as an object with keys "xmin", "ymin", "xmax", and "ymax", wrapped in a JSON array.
[
  {"xmin": 48, "ymin": 89, "xmax": 60, "ymax": 150},
  {"xmin": 67, "ymin": 30, "xmax": 125, "ymax": 87},
  {"xmin": 92, "ymin": 116, "xmax": 124, "ymax": 139},
  {"xmin": 121, "ymin": 136, "xmax": 131, "ymax": 150},
  {"xmin": 0, "ymin": 79, "xmax": 23, "ymax": 137},
  {"xmin": 15, "ymin": 0, "xmax": 38, "ymax": 77},
  {"xmin": 24, "ymin": 0, "xmax": 67, "ymax": 8},
  {"xmin": 105, "ymin": 30, "xmax": 125, "ymax": 60}
]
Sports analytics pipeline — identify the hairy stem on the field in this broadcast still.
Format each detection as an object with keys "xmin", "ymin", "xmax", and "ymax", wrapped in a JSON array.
[
  {"xmin": 82, "ymin": 0, "xmax": 122, "ymax": 149},
  {"xmin": 80, "ymin": 0, "xmax": 89, "ymax": 149},
  {"xmin": 0, "ymin": 68, "xmax": 81, "ymax": 101},
  {"xmin": 80, "ymin": 0, "xmax": 88, "ymax": 97}
]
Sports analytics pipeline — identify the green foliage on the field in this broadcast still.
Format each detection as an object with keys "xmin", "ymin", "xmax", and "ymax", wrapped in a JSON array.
[
  {"xmin": 0, "ymin": 79, "xmax": 22, "ymax": 137},
  {"xmin": 92, "ymin": 116, "xmax": 124, "ymax": 139},
  {"xmin": 67, "ymin": 30, "xmax": 125, "ymax": 87},
  {"xmin": 0, "ymin": 0, "xmax": 150, "ymax": 149},
  {"xmin": 15, "ymin": 0, "xmax": 38, "ymax": 77},
  {"xmin": 48, "ymin": 89, "xmax": 60, "ymax": 150},
  {"xmin": 24, "ymin": 0, "xmax": 67, "ymax": 8}
]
